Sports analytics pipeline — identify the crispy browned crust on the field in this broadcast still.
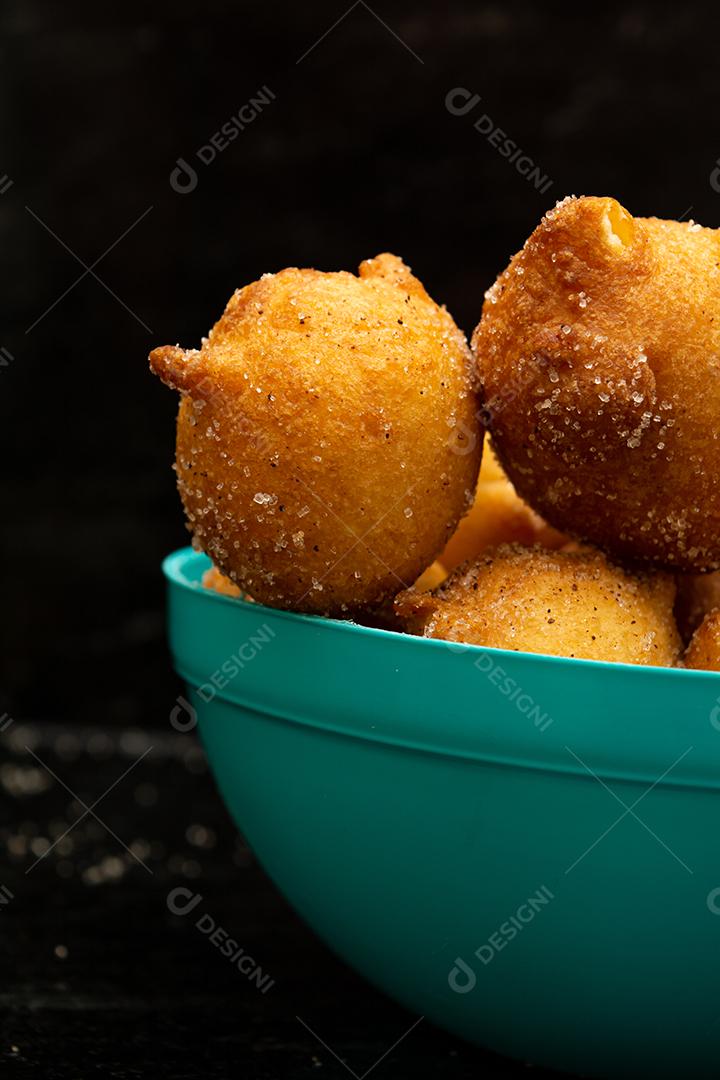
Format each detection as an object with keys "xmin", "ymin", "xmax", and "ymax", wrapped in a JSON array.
[{"xmin": 473, "ymin": 195, "xmax": 720, "ymax": 572}]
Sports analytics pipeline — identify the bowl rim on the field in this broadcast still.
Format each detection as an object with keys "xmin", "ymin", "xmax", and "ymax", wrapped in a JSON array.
[
  {"xmin": 163, "ymin": 546, "xmax": 717, "ymax": 682},
  {"xmin": 164, "ymin": 547, "xmax": 720, "ymax": 790}
]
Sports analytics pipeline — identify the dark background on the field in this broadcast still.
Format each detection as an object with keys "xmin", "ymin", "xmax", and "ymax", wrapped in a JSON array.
[
  {"xmin": 4, "ymin": 0, "xmax": 720, "ymax": 727},
  {"xmin": 2, "ymin": 2, "xmax": 720, "ymax": 1076}
]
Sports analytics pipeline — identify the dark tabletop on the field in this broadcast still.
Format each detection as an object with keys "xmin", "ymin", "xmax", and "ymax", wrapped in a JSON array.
[{"xmin": 0, "ymin": 721, "xmax": 567, "ymax": 1079}]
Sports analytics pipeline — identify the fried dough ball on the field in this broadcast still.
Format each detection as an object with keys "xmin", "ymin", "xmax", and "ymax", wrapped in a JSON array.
[
  {"xmin": 150, "ymin": 254, "xmax": 481, "ymax": 616},
  {"xmin": 394, "ymin": 544, "xmax": 682, "ymax": 666},
  {"xmin": 675, "ymin": 572, "xmax": 720, "ymax": 643},
  {"xmin": 684, "ymin": 610, "xmax": 720, "ymax": 672},
  {"xmin": 440, "ymin": 444, "xmax": 566, "ymax": 570},
  {"xmin": 473, "ymin": 195, "xmax": 720, "ymax": 572}
]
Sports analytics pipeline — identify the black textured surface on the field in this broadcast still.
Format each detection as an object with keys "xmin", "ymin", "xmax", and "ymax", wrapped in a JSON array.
[{"xmin": 0, "ymin": 723, "xmax": 565, "ymax": 1078}]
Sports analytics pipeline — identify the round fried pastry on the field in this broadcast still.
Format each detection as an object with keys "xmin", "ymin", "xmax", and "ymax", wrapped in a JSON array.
[
  {"xmin": 473, "ymin": 195, "xmax": 720, "ymax": 571},
  {"xmin": 394, "ymin": 543, "xmax": 681, "ymax": 666},
  {"xmin": 151, "ymin": 254, "xmax": 481, "ymax": 615}
]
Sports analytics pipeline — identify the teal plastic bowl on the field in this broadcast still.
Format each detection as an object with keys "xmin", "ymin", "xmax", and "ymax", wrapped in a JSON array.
[{"xmin": 164, "ymin": 547, "xmax": 720, "ymax": 1078}]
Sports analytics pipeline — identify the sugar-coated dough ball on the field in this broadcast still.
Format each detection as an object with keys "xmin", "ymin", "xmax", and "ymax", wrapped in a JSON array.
[
  {"xmin": 473, "ymin": 195, "xmax": 720, "ymax": 571},
  {"xmin": 684, "ymin": 610, "xmax": 720, "ymax": 672},
  {"xmin": 394, "ymin": 544, "xmax": 682, "ymax": 666},
  {"xmin": 150, "ymin": 254, "xmax": 481, "ymax": 616}
]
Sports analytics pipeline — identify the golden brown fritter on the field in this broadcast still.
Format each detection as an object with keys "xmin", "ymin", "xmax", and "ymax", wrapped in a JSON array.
[
  {"xmin": 684, "ymin": 609, "xmax": 720, "ymax": 672},
  {"xmin": 675, "ymin": 572, "xmax": 720, "ymax": 643},
  {"xmin": 150, "ymin": 254, "xmax": 482, "ymax": 616},
  {"xmin": 440, "ymin": 444, "xmax": 566, "ymax": 570},
  {"xmin": 394, "ymin": 543, "xmax": 682, "ymax": 666},
  {"xmin": 473, "ymin": 196, "xmax": 720, "ymax": 572}
]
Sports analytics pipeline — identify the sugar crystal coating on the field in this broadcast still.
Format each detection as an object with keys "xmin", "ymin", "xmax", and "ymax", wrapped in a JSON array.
[
  {"xmin": 473, "ymin": 195, "xmax": 720, "ymax": 571},
  {"xmin": 395, "ymin": 543, "xmax": 681, "ymax": 666},
  {"xmin": 150, "ymin": 253, "xmax": 482, "ymax": 615}
]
